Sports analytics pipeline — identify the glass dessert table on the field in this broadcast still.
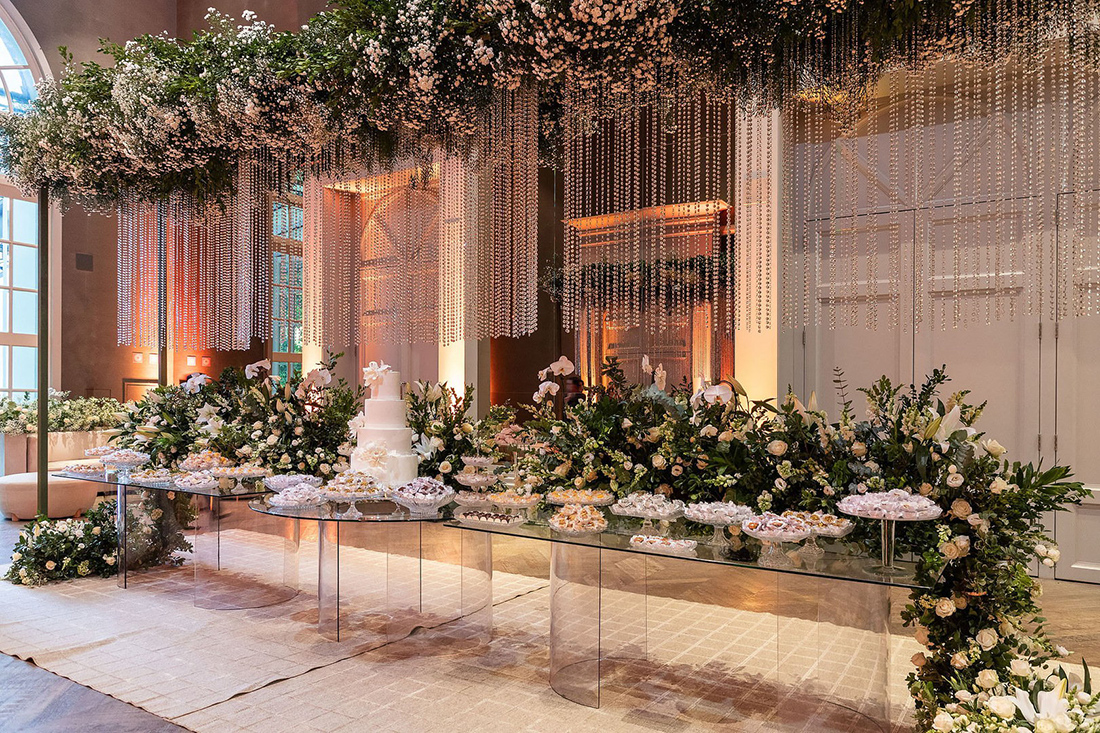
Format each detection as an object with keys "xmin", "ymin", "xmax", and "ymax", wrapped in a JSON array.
[
  {"xmin": 55, "ymin": 470, "xmax": 299, "ymax": 610},
  {"xmin": 445, "ymin": 518, "xmax": 935, "ymax": 731},
  {"xmin": 249, "ymin": 498, "xmax": 491, "ymax": 644}
]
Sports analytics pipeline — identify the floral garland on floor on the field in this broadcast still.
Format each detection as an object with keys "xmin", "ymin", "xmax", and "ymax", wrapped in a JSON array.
[
  {"xmin": 0, "ymin": 1, "xmax": 1087, "ymax": 207},
  {"xmin": 510, "ymin": 357, "xmax": 1087, "ymax": 730},
  {"xmin": 5, "ymin": 502, "xmax": 119, "ymax": 585}
]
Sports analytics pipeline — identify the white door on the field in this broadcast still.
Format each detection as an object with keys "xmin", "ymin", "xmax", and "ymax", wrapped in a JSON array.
[{"xmin": 1054, "ymin": 190, "xmax": 1100, "ymax": 583}]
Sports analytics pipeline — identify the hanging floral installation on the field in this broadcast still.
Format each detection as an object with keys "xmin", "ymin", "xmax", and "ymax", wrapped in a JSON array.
[{"xmin": 2, "ymin": 0, "xmax": 1098, "ymax": 341}]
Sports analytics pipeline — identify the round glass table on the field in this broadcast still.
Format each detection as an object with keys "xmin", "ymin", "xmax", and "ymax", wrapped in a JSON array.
[{"xmin": 249, "ymin": 498, "xmax": 491, "ymax": 643}]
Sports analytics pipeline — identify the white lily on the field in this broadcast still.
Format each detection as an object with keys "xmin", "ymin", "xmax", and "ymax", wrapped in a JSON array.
[
  {"xmin": 182, "ymin": 373, "xmax": 210, "ymax": 394},
  {"xmin": 412, "ymin": 435, "xmax": 437, "ymax": 459},
  {"xmin": 653, "ymin": 364, "xmax": 667, "ymax": 391},
  {"xmin": 196, "ymin": 403, "xmax": 219, "ymax": 424},
  {"xmin": 244, "ymin": 359, "xmax": 271, "ymax": 379},
  {"xmin": 929, "ymin": 405, "xmax": 976, "ymax": 450},
  {"xmin": 1013, "ymin": 679, "xmax": 1072, "ymax": 726},
  {"xmin": 641, "ymin": 355, "xmax": 653, "ymax": 375}
]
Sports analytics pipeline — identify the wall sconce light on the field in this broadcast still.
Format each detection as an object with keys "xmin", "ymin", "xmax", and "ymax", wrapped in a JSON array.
[
  {"xmin": 186, "ymin": 355, "xmax": 197, "ymax": 367},
  {"xmin": 149, "ymin": 353, "xmax": 159, "ymax": 365},
  {"xmin": 201, "ymin": 356, "xmax": 212, "ymax": 367},
  {"xmin": 132, "ymin": 352, "xmax": 144, "ymax": 364}
]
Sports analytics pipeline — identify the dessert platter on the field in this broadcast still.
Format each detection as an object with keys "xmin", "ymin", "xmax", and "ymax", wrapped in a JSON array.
[
  {"xmin": 84, "ymin": 445, "xmax": 117, "ymax": 459},
  {"xmin": 781, "ymin": 510, "xmax": 854, "ymax": 559},
  {"xmin": 486, "ymin": 490, "xmax": 543, "ymax": 511},
  {"xmin": 837, "ymin": 489, "xmax": 942, "ymax": 575},
  {"xmin": 741, "ymin": 513, "xmax": 812, "ymax": 568},
  {"xmin": 57, "ymin": 463, "xmax": 106, "ymax": 479},
  {"xmin": 836, "ymin": 489, "xmax": 942, "ymax": 521},
  {"xmin": 264, "ymin": 474, "xmax": 323, "ymax": 492},
  {"xmin": 174, "ymin": 471, "xmax": 221, "ymax": 491},
  {"xmin": 101, "ymin": 449, "xmax": 150, "ymax": 479},
  {"xmin": 319, "ymin": 475, "xmax": 387, "ymax": 518},
  {"xmin": 391, "ymin": 477, "xmax": 455, "ymax": 518},
  {"xmin": 629, "ymin": 534, "xmax": 698, "ymax": 556},
  {"xmin": 455, "ymin": 508, "xmax": 527, "ymax": 528},
  {"xmin": 267, "ymin": 484, "xmax": 327, "ymax": 507},
  {"xmin": 546, "ymin": 488, "xmax": 616, "ymax": 506},
  {"xmin": 179, "ymin": 450, "xmax": 234, "ymax": 472},
  {"xmin": 611, "ymin": 491, "xmax": 685, "ymax": 520},
  {"xmin": 548, "ymin": 504, "xmax": 608, "ymax": 535},
  {"xmin": 129, "ymin": 467, "xmax": 178, "ymax": 488},
  {"xmin": 348, "ymin": 362, "xmax": 418, "ymax": 489},
  {"xmin": 684, "ymin": 501, "xmax": 755, "ymax": 547},
  {"xmin": 454, "ymin": 490, "xmax": 498, "ymax": 508},
  {"xmin": 211, "ymin": 464, "xmax": 268, "ymax": 493}
]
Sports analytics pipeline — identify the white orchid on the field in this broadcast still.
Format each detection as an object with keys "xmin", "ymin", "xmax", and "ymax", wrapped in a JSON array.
[
  {"xmin": 534, "ymin": 380, "xmax": 560, "ymax": 403},
  {"xmin": 244, "ymin": 359, "xmax": 271, "ymax": 379},
  {"xmin": 348, "ymin": 413, "xmax": 369, "ymax": 431},
  {"xmin": 547, "ymin": 355, "xmax": 575, "ymax": 377},
  {"xmin": 302, "ymin": 368, "xmax": 332, "ymax": 390},
  {"xmin": 641, "ymin": 355, "xmax": 653, "ymax": 375},
  {"xmin": 702, "ymin": 383, "xmax": 734, "ymax": 405}
]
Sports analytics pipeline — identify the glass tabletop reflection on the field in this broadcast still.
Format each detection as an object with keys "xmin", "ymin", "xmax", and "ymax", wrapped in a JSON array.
[
  {"xmin": 51, "ymin": 470, "xmax": 270, "ymax": 498},
  {"xmin": 248, "ymin": 497, "xmax": 446, "ymax": 523}
]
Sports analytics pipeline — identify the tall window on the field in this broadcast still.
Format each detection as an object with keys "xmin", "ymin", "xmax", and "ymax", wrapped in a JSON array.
[
  {"xmin": 0, "ymin": 8, "xmax": 40, "ymax": 401},
  {"xmin": 270, "ymin": 176, "xmax": 304, "ymax": 383}
]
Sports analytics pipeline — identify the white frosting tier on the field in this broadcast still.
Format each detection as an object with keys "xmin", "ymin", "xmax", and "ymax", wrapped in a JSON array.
[
  {"xmin": 357, "ymin": 426, "xmax": 413, "ymax": 452},
  {"xmin": 372, "ymin": 370, "xmax": 403, "ymax": 401},
  {"xmin": 360, "ymin": 398, "xmax": 407, "ymax": 427},
  {"xmin": 350, "ymin": 452, "xmax": 418, "ymax": 488}
]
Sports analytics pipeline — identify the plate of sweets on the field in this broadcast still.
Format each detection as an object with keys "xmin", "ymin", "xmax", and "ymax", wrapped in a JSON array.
[
  {"xmin": 130, "ymin": 467, "xmax": 178, "ymax": 487},
  {"xmin": 684, "ymin": 501, "xmax": 755, "ymax": 527},
  {"xmin": 629, "ymin": 534, "xmax": 698, "ymax": 556},
  {"xmin": 454, "ymin": 472, "xmax": 499, "ymax": 490},
  {"xmin": 837, "ymin": 489, "xmax": 942, "ymax": 521},
  {"xmin": 610, "ymin": 492, "xmax": 685, "ymax": 521},
  {"xmin": 453, "ymin": 491, "xmax": 496, "ymax": 508},
  {"xmin": 392, "ymin": 477, "xmax": 455, "ymax": 518},
  {"xmin": 487, "ymin": 490, "xmax": 543, "ymax": 509},
  {"xmin": 84, "ymin": 446, "xmax": 117, "ymax": 458},
  {"xmin": 781, "ymin": 510, "xmax": 854, "ymax": 538},
  {"xmin": 267, "ymin": 484, "xmax": 326, "ymax": 507},
  {"xmin": 59, "ymin": 463, "xmax": 105, "ymax": 478},
  {"xmin": 461, "ymin": 456, "xmax": 496, "ymax": 468},
  {"xmin": 102, "ymin": 449, "xmax": 151, "ymax": 468},
  {"xmin": 264, "ymin": 474, "xmax": 323, "ymax": 492},
  {"xmin": 174, "ymin": 472, "xmax": 220, "ymax": 491},
  {"xmin": 548, "ymin": 504, "xmax": 608, "ymax": 535},
  {"xmin": 546, "ymin": 488, "xmax": 616, "ymax": 506},
  {"xmin": 740, "ymin": 512, "xmax": 812, "ymax": 544},
  {"xmin": 178, "ymin": 450, "xmax": 233, "ymax": 472},
  {"xmin": 455, "ymin": 508, "xmax": 526, "ymax": 528},
  {"xmin": 320, "ymin": 477, "xmax": 387, "ymax": 502},
  {"xmin": 210, "ymin": 464, "xmax": 268, "ymax": 480}
]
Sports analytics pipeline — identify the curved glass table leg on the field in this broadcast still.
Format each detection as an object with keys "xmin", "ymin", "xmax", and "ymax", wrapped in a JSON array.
[
  {"xmin": 386, "ymin": 522, "xmax": 423, "ymax": 642},
  {"xmin": 550, "ymin": 541, "xmax": 603, "ymax": 708},
  {"xmin": 193, "ymin": 496, "xmax": 299, "ymax": 610},
  {"xmin": 115, "ymin": 482, "xmax": 130, "ymax": 589}
]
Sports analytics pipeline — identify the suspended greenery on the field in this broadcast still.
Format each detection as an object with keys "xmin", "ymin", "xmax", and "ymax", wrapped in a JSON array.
[{"xmin": 0, "ymin": 0, "xmax": 1088, "ymax": 207}]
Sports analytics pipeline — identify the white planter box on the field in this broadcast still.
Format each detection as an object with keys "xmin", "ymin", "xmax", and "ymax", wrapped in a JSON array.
[{"xmin": 0, "ymin": 430, "xmax": 112, "ymax": 476}]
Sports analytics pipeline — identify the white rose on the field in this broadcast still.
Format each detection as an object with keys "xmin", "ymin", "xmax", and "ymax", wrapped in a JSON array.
[
  {"xmin": 621, "ymin": 418, "xmax": 633, "ymax": 429},
  {"xmin": 766, "ymin": 440, "xmax": 788, "ymax": 457},
  {"xmin": 986, "ymin": 696, "xmax": 1016, "ymax": 720},
  {"xmin": 651, "ymin": 454, "xmax": 667, "ymax": 470},
  {"xmin": 941, "ymin": 541, "xmax": 962, "ymax": 560},
  {"xmin": 975, "ymin": 628, "xmax": 999, "ymax": 651},
  {"xmin": 976, "ymin": 669, "xmax": 999, "ymax": 689},
  {"xmin": 851, "ymin": 441, "xmax": 867, "ymax": 457},
  {"xmin": 1047, "ymin": 548, "xmax": 1061, "ymax": 563},
  {"xmin": 911, "ymin": 652, "xmax": 928, "ymax": 667},
  {"xmin": 935, "ymin": 598, "xmax": 956, "ymax": 618},
  {"xmin": 989, "ymin": 476, "xmax": 1009, "ymax": 494},
  {"xmin": 950, "ymin": 652, "xmax": 969, "ymax": 669},
  {"xmin": 1009, "ymin": 659, "xmax": 1031, "ymax": 677},
  {"xmin": 438, "ymin": 461, "xmax": 452, "ymax": 474},
  {"xmin": 954, "ymin": 690, "xmax": 973, "ymax": 702},
  {"xmin": 671, "ymin": 465, "xmax": 683, "ymax": 477},
  {"xmin": 946, "ymin": 472, "xmax": 965, "ymax": 488},
  {"xmin": 718, "ymin": 430, "xmax": 734, "ymax": 442},
  {"xmin": 982, "ymin": 438, "xmax": 1007, "ymax": 458},
  {"xmin": 931, "ymin": 712, "xmax": 955, "ymax": 732}
]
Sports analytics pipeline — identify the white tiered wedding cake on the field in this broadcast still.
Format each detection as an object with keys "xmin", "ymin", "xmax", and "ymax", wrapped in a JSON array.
[{"xmin": 349, "ymin": 362, "xmax": 419, "ymax": 489}]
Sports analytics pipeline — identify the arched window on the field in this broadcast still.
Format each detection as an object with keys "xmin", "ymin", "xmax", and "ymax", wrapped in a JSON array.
[{"xmin": 0, "ymin": 1, "xmax": 47, "ymax": 401}]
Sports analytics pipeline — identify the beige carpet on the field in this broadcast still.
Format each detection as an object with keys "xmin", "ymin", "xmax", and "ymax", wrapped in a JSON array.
[{"xmin": 0, "ymin": 527, "xmax": 922, "ymax": 732}]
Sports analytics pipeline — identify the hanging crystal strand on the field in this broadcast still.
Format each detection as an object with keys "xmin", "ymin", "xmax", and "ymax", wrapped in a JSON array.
[
  {"xmin": 951, "ymin": 60, "xmax": 963, "ymax": 330},
  {"xmin": 889, "ymin": 66, "xmax": 901, "ymax": 332},
  {"xmin": 1071, "ymin": 3, "xmax": 1087, "ymax": 318}
]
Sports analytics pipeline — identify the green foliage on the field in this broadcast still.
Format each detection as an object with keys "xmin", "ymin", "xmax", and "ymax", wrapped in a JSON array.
[
  {"xmin": 5, "ymin": 502, "xmax": 119, "ymax": 585},
  {"xmin": 0, "ymin": 390, "xmax": 123, "ymax": 434}
]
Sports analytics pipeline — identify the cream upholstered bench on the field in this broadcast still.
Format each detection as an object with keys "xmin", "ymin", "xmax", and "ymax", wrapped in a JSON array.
[{"xmin": 0, "ymin": 473, "xmax": 100, "ymax": 521}]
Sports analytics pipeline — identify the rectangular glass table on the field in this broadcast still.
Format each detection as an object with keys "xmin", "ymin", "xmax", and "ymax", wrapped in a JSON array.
[
  {"xmin": 55, "ymin": 470, "xmax": 299, "ymax": 610},
  {"xmin": 249, "ymin": 498, "xmax": 492, "ymax": 644},
  {"xmin": 445, "ymin": 518, "xmax": 932, "ymax": 731}
]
